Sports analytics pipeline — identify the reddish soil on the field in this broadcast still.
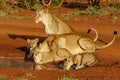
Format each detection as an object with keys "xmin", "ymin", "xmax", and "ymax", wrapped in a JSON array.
[{"xmin": 0, "ymin": 8, "xmax": 120, "ymax": 80}]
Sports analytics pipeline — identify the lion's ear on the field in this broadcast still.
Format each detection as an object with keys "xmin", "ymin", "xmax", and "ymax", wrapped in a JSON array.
[
  {"xmin": 35, "ymin": 38, "xmax": 39, "ymax": 42},
  {"xmin": 44, "ymin": 8, "xmax": 49, "ymax": 13},
  {"xmin": 27, "ymin": 39, "xmax": 31, "ymax": 43}
]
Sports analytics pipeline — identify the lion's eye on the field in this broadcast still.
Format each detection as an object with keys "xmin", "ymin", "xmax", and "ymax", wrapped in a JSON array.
[{"xmin": 64, "ymin": 58, "xmax": 67, "ymax": 61}]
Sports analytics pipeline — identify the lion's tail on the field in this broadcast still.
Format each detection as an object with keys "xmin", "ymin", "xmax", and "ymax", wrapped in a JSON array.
[
  {"xmin": 96, "ymin": 31, "xmax": 117, "ymax": 50},
  {"xmin": 87, "ymin": 28, "xmax": 98, "ymax": 42}
]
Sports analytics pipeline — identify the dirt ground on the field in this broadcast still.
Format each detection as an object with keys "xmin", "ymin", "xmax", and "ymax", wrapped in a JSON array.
[{"xmin": 0, "ymin": 8, "xmax": 120, "ymax": 80}]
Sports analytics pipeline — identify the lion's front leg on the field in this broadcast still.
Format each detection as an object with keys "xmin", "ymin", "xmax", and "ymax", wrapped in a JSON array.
[
  {"xmin": 33, "ymin": 64, "xmax": 46, "ymax": 70},
  {"xmin": 75, "ymin": 65, "xmax": 85, "ymax": 70}
]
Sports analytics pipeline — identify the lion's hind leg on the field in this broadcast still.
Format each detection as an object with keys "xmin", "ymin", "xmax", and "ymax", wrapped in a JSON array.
[
  {"xmin": 75, "ymin": 60, "xmax": 97, "ymax": 70},
  {"xmin": 85, "ymin": 58, "xmax": 98, "ymax": 67},
  {"xmin": 84, "ymin": 53, "xmax": 98, "ymax": 67},
  {"xmin": 78, "ymin": 38, "xmax": 96, "ymax": 53},
  {"xmin": 75, "ymin": 53, "xmax": 98, "ymax": 70}
]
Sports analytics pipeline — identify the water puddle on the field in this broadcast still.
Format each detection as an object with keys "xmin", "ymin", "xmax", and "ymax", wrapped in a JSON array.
[
  {"xmin": 0, "ymin": 60, "xmax": 65, "ymax": 70},
  {"xmin": 0, "ymin": 60, "xmax": 34, "ymax": 69}
]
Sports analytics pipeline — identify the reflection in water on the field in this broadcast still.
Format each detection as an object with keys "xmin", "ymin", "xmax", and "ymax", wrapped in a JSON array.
[
  {"xmin": 0, "ymin": 60, "xmax": 34, "ymax": 69},
  {"xmin": 0, "ymin": 60, "xmax": 65, "ymax": 70}
]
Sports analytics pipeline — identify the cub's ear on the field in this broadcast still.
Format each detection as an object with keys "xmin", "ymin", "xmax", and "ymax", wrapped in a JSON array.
[
  {"xmin": 35, "ymin": 38, "xmax": 39, "ymax": 42},
  {"xmin": 27, "ymin": 39, "xmax": 31, "ymax": 43}
]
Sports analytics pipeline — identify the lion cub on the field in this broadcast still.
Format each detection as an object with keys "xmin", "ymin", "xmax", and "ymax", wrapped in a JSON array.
[
  {"xmin": 35, "ymin": 8, "xmax": 75, "ymax": 35},
  {"xmin": 27, "ymin": 38, "xmax": 39, "ymax": 57},
  {"xmin": 34, "ymin": 47, "xmax": 72, "ymax": 64},
  {"xmin": 64, "ymin": 53, "xmax": 98, "ymax": 70}
]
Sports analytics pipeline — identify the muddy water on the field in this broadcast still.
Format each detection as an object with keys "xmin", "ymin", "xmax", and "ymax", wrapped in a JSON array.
[{"xmin": 0, "ymin": 60, "xmax": 34, "ymax": 69}]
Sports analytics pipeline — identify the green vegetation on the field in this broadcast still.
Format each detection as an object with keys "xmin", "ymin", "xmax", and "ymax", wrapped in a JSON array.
[
  {"xmin": 13, "ymin": 72, "xmax": 35, "ymax": 80},
  {"xmin": 19, "ymin": 0, "xmax": 41, "ymax": 10},
  {"xmin": 86, "ymin": 6, "xmax": 99, "ymax": 15},
  {"xmin": 13, "ymin": 77, "xmax": 27, "ymax": 80},
  {"xmin": 0, "ymin": 9, "xmax": 19, "ymax": 18},
  {"xmin": 66, "ymin": 5, "xmax": 120, "ymax": 16},
  {"xmin": 12, "ymin": 16, "xmax": 22, "ymax": 19},
  {"xmin": 24, "ymin": 72, "xmax": 35, "ymax": 77},
  {"xmin": 111, "ymin": 15, "xmax": 118, "ymax": 23},
  {"xmin": 0, "ymin": 11, "xmax": 7, "ymax": 17},
  {"xmin": 0, "ymin": 0, "xmax": 41, "ymax": 12},
  {"xmin": 52, "ymin": 0, "xmax": 61, "ymax": 7},
  {"xmin": 59, "ymin": 77, "xmax": 78, "ymax": 80},
  {"xmin": 0, "ymin": 0, "xmax": 120, "ymax": 19}
]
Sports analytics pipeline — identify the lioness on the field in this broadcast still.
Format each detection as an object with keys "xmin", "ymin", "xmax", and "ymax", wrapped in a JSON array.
[
  {"xmin": 34, "ymin": 8, "xmax": 100, "ymax": 39},
  {"xmin": 27, "ymin": 28, "xmax": 98, "ymax": 57},
  {"xmin": 34, "ymin": 48, "xmax": 71, "ymax": 64},
  {"xmin": 35, "ymin": 31, "xmax": 117, "ymax": 55},
  {"xmin": 64, "ymin": 53, "xmax": 98, "ymax": 70},
  {"xmin": 35, "ymin": 8, "xmax": 100, "ymax": 38},
  {"xmin": 35, "ymin": 8, "xmax": 75, "ymax": 35}
]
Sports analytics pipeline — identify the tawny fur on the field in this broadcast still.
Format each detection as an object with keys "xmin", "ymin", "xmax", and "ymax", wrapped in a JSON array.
[
  {"xmin": 34, "ymin": 48, "xmax": 72, "ymax": 64},
  {"xmin": 64, "ymin": 53, "xmax": 98, "ymax": 70},
  {"xmin": 33, "ymin": 31, "xmax": 116, "ymax": 64},
  {"xmin": 27, "ymin": 38, "xmax": 39, "ymax": 57},
  {"xmin": 27, "ymin": 28, "xmax": 99, "ymax": 57},
  {"xmin": 35, "ymin": 8, "xmax": 75, "ymax": 35},
  {"xmin": 35, "ymin": 31, "xmax": 117, "ymax": 55},
  {"xmin": 34, "ymin": 8, "xmax": 99, "ymax": 42}
]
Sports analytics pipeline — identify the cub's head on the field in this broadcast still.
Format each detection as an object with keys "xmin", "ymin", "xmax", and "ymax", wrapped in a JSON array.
[
  {"xmin": 27, "ymin": 38, "xmax": 39, "ymax": 48},
  {"xmin": 34, "ymin": 8, "xmax": 50, "ymax": 23},
  {"xmin": 63, "ymin": 57, "xmax": 73, "ymax": 70}
]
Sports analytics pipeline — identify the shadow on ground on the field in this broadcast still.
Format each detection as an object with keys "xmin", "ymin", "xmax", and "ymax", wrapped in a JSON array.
[{"xmin": 7, "ymin": 34, "xmax": 47, "ymax": 60}]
